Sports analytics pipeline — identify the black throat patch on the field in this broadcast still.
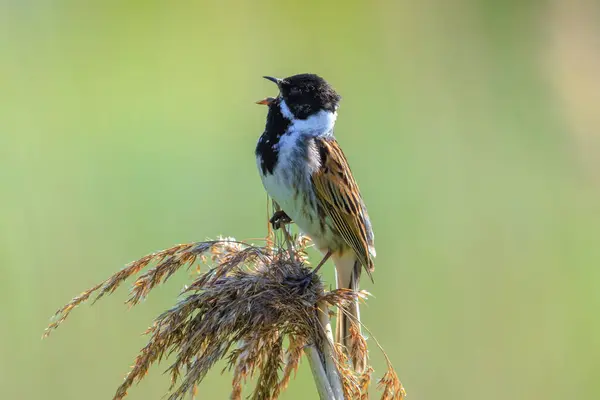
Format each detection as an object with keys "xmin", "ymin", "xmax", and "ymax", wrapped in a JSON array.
[{"xmin": 256, "ymin": 99, "xmax": 291, "ymax": 175}]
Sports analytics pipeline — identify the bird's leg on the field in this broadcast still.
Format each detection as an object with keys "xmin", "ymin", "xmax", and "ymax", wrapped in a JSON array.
[
  {"xmin": 312, "ymin": 249, "xmax": 332, "ymax": 275},
  {"xmin": 270, "ymin": 210, "xmax": 292, "ymax": 230}
]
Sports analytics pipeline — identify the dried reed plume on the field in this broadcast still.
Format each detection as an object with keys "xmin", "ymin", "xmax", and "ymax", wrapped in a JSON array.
[{"xmin": 44, "ymin": 232, "xmax": 405, "ymax": 400}]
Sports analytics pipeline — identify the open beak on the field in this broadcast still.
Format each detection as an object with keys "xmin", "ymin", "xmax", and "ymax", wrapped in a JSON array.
[
  {"xmin": 256, "ymin": 96, "xmax": 275, "ymax": 106},
  {"xmin": 256, "ymin": 76, "xmax": 282, "ymax": 105},
  {"xmin": 263, "ymin": 76, "xmax": 280, "ymax": 85}
]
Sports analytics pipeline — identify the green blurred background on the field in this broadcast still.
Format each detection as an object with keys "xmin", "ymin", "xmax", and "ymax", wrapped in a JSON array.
[{"xmin": 2, "ymin": 1, "xmax": 600, "ymax": 399}]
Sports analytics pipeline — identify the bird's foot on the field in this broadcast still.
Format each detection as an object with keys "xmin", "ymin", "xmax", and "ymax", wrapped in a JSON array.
[
  {"xmin": 283, "ymin": 271, "xmax": 315, "ymax": 293},
  {"xmin": 270, "ymin": 210, "xmax": 292, "ymax": 230}
]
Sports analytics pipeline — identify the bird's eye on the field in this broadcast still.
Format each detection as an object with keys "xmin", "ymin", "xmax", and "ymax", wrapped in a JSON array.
[{"xmin": 288, "ymin": 87, "xmax": 301, "ymax": 97}]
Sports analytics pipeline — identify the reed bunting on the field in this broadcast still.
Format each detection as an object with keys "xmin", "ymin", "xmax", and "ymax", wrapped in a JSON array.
[{"xmin": 255, "ymin": 73, "xmax": 375, "ymax": 371}]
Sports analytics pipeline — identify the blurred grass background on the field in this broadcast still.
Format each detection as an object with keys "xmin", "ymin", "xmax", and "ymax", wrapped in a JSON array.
[{"xmin": 1, "ymin": 1, "xmax": 600, "ymax": 399}]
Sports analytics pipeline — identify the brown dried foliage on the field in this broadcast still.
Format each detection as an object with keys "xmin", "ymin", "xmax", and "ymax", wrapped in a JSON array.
[{"xmin": 44, "ymin": 236, "xmax": 404, "ymax": 399}]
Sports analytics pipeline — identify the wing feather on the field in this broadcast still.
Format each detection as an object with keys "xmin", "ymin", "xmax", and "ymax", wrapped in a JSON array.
[{"xmin": 311, "ymin": 137, "xmax": 375, "ymax": 277}]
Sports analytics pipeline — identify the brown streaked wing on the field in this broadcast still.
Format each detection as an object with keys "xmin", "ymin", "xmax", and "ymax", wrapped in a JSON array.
[{"xmin": 311, "ymin": 137, "xmax": 375, "ymax": 278}]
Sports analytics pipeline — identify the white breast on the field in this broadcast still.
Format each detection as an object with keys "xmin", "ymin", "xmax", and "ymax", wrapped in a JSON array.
[
  {"xmin": 257, "ymin": 103, "xmax": 339, "ymax": 251},
  {"xmin": 256, "ymin": 128, "xmax": 313, "ymax": 216},
  {"xmin": 256, "ymin": 134, "xmax": 326, "ymax": 249},
  {"xmin": 259, "ymin": 162, "xmax": 332, "ymax": 251}
]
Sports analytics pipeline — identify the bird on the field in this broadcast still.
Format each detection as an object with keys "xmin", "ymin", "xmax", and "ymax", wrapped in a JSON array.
[{"xmin": 255, "ymin": 73, "xmax": 375, "ymax": 371}]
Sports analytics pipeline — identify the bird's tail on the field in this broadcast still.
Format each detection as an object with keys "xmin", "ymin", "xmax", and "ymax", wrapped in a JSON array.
[{"xmin": 334, "ymin": 254, "xmax": 366, "ymax": 373}]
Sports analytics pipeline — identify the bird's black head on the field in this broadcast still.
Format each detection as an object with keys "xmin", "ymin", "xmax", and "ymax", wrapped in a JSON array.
[{"xmin": 261, "ymin": 74, "xmax": 341, "ymax": 120}]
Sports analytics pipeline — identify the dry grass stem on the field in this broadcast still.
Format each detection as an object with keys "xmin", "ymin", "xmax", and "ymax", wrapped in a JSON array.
[{"xmin": 44, "ymin": 234, "xmax": 405, "ymax": 399}]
